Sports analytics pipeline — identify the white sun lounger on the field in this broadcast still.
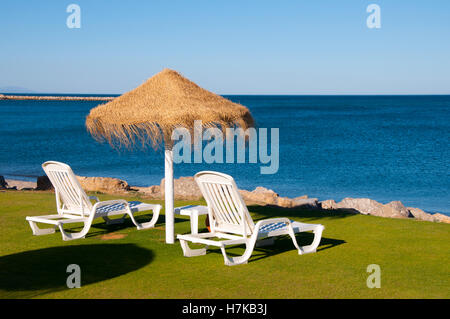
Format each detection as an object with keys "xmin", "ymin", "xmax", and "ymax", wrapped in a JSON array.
[
  {"xmin": 26, "ymin": 161, "xmax": 161, "ymax": 241},
  {"xmin": 177, "ymin": 171, "xmax": 325, "ymax": 266}
]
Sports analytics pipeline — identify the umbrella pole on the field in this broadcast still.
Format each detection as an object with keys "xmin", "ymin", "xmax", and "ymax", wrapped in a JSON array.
[{"xmin": 164, "ymin": 145, "xmax": 174, "ymax": 244}]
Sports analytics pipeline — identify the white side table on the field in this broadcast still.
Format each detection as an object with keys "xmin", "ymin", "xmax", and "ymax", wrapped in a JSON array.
[{"xmin": 174, "ymin": 205, "xmax": 209, "ymax": 234}]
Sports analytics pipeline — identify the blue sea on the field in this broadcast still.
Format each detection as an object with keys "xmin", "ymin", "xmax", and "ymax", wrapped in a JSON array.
[{"xmin": 1, "ymin": 95, "xmax": 449, "ymax": 215}]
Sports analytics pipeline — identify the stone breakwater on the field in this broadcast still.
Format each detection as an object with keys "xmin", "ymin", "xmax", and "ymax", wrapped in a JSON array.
[
  {"xmin": 0, "ymin": 94, "xmax": 115, "ymax": 101},
  {"xmin": 2, "ymin": 175, "xmax": 449, "ymax": 224}
]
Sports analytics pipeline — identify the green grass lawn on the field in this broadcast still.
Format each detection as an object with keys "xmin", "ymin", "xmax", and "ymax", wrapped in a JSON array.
[{"xmin": 0, "ymin": 190, "xmax": 449, "ymax": 299}]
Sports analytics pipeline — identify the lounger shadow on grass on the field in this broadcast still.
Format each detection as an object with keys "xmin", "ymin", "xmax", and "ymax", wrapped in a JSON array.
[
  {"xmin": 247, "ymin": 205, "xmax": 357, "ymax": 221},
  {"xmin": 0, "ymin": 244, "xmax": 154, "ymax": 298},
  {"xmin": 206, "ymin": 234, "xmax": 346, "ymax": 264}
]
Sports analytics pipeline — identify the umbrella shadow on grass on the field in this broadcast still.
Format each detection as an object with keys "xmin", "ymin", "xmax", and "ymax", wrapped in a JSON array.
[
  {"xmin": 207, "ymin": 233, "xmax": 345, "ymax": 264},
  {"xmin": 0, "ymin": 244, "xmax": 153, "ymax": 298}
]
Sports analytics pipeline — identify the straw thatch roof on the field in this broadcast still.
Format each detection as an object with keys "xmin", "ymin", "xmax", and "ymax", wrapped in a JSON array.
[{"xmin": 86, "ymin": 68, "xmax": 254, "ymax": 149}]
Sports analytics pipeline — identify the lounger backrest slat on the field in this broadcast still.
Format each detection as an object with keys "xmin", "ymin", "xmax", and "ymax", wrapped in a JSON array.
[
  {"xmin": 204, "ymin": 182, "xmax": 231, "ymax": 224},
  {"xmin": 42, "ymin": 161, "xmax": 92, "ymax": 216},
  {"xmin": 218, "ymin": 184, "xmax": 239, "ymax": 224},
  {"xmin": 195, "ymin": 171, "xmax": 255, "ymax": 236},
  {"xmin": 213, "ymin": 183, "xmax": 237, "ymax": 224},
  {"xmin": 53, "ymin": 171, "xmax": 78, "ymax": 206}
]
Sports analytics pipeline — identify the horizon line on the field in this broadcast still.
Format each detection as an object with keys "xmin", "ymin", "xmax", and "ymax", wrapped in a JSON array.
[{"xmin": 2, "ymin": 92, "xmax": 450, "ymax": 97}]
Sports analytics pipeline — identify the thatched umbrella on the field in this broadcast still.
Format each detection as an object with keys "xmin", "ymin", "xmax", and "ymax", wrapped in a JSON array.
[{"xmin": 85, "ymin": 68, "xmax": 254, "ymax": 243}]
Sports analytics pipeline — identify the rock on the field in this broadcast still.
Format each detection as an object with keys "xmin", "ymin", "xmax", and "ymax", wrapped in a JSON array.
[
  {"xmin": 160, "ymin": 176, "xmax": 202, "ymax": 200},
  {"xmin": 407, "ymin": 207, "xmax": 435, "ymax": 222},
  {"xmin": 0, "ymin": 176, "xmax": 7, "ymax": 189},
  {"xmin": 36, "ymin": 175, "xmax": 53, "ymax": 190},
  {"xmin": 336, "ymin": 198, "xmax": 383, "ymax": 215},
  {"xmin": 252, "ymin": 187, "xmax": 280, "ymax": 203},
  {"xmin": 275, "ymin": 196, "xmax": 295, "ymax": 208},
  {"xmin": 432, "ymin": 213, "xmax": 450, "ymax": 224},
  {"xmin": 239, "ymin": 187, "xmax": 279, "ymax": 205},
  {"xmin": 76, "ymin": 176, "xmax": 130, "ymax": 194},
  {"xmin": 381, "ymin": 201, "xmax": 411, "ymax": 218},
  {"xmin": 239, "ymin": 187, "xmax": 317, "ymax": 209},
  {"xmin": 322, "ymin": 199, "xmax": 436, "ymax": 221},
  {"xmin": 320, "ymin": 199, "xmax": 338, "ymax": 210},
  {"xmin": 291, "ymin": 197, "xmax": 319, "ymax": 209},
  {"xmin": 5, "ymin": 179, "xmax": 36, "ymax": 190},
  {"xmin": 333, "ymin": 198, "xmax": 410, "ymax": 218},
  {"xmin": 132, "ymin": 185, "xmax": 161, "ymax": 199}
]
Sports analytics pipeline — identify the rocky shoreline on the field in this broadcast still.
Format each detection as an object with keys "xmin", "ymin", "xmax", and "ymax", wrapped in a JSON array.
[
  {"xmin": 2, "ymin": 175, "xmax": 449, "ymax": 224},
  {"xmin": 0, "ymin": 94, "xmax": 115, "ymax": 101}
]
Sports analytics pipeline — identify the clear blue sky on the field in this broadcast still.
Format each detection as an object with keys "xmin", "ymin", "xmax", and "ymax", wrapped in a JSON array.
[{"xmin": 1, "ymin": 0, "xmax": 449, "ymax": 94}]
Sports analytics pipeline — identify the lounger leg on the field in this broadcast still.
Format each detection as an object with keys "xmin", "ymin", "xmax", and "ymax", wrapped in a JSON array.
[
  {"xmin": 179, "ymin": 239, "xmax": 208, "ymax": 257},
  {"xmin": 126, "ymin": 207, "xmax": 160, "ymax": 230},
  {"xmin": 28, "ymin": 221, "xmax": 56, "ymax": 236},
  {"xmin": 57, "ymin": 220, "xmax": 94, "ymax": 241},
  {"xmin": 220, "ymin": 234, "xmax": 259, "ymax": 266},
  {"xmin": 287, "ymin": 224, "xmax": 324, "ymax": 255},
  {"xmin": 220, "ymin": 245, "xmax": 252, "ymax": 266},
  {"xmin": 300, "ymin": 225, "xmax": 325, "ymax": 254},
  {"xmin": 190, "ymin": 212, "xmax": 199, "ymax": 235}
]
